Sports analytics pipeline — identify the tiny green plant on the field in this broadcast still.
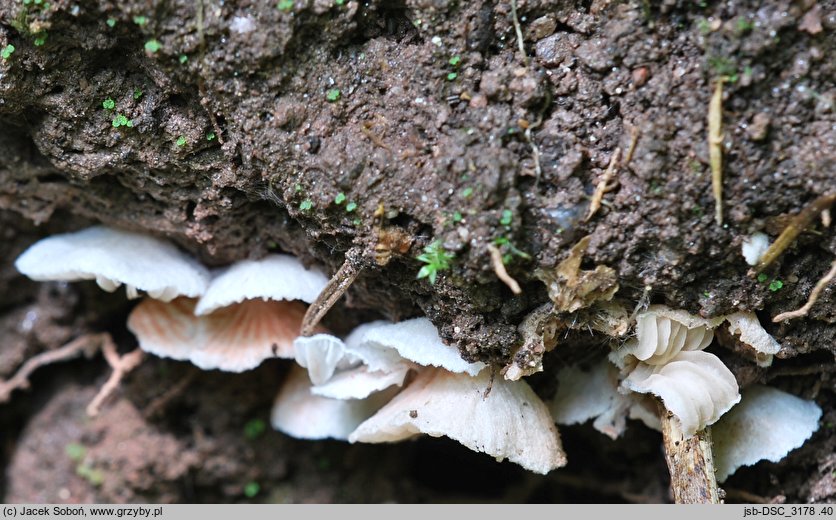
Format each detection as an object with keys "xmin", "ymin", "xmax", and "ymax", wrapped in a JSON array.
[
  {"xmin": 176, "ymin": 136, "xmax": 187, "ymax": 147},
  {"xmin": 768, "ymin": 279, "xmax": 783, "ymax": 292},
  {"xmin": 179, "ymin": 54, "xmax": 188, "ymax": 64},
  {"xmin": 499, "ymin": 209, "xmax": 513, "ymax": 226},
  {"xmin": 299, "ymin": 199, "xmax": 313, "ymax": 211},
  {"xmin": 76, "ymin": 464, "xmax": 105, "ymax": 487},
  {"xmin": 244, "ymin": 481, "xmax": 260, "ymax": 498},
  {"xmin": 345, "ymin": 201, "xmax": 357, "ymax": 212},
  {"xmin": 416, "ymin": 240, "xmax": 454, "ymax": 284},
  {"xmin": 452, "ymin": 211, "xmax": 463, "ymax": 223},
  {"xmin": 133, "ymin": 15, "xmax": 148, "ymax": 26},
  {"xmin": 335, "ymin": 0, "xmax": 345, "ymax": 5},
  {"xmin": 493, "ymin": 236, "xmax": 531, "ymax": 261},
  {"xmin": 326, "ymin": 88, "xmax": 341, "ymax": 102},
  {"xmin": 1, "ymin": 44, "xmax": 15, "ymax": 60},
  {"xmin": 243, "ymin": 418, "xmax": 267, "ymax": 440},
  {"xmin": 112, "ymin": 113, "xmax": 133, "ymax": 128},
  {"xmin": 65, "ymin": 443, "xmax": 86, "ymax": 461},
  {"xmin": 106, "ymin": 17, "xmax": 117, "ymax": 28},
  {"xmin": 461, "ymin": 187, "xmax": 473, "ymax": 198},
  {"xmin": 207, "ymin": 131, "xmax": 216, "ymax": 141},
  {"xmin": 334, "ymin": 192, "xmax": 346, "ymax": 205},
  {"xmin": 144, "ymin": 39, "xmax": 161, "ymax": 53},
  {"xmin": 102, "ymin": 98, "xmax": 116, "ymax": 110},
  {"xmin": 448, "ymin": 55, "xmax": 461, "ymax": 66},
  {"xmin": 277, "ymin": 0, "xmax": 294, "ymax": 11},
  {"xmin": 446, "ymin": 72, "xmax": 458, "ymax": 81},
  {"xmin": 133, "ymin": 88, "xmax": 143, "ymax": 99},
  {"xmin": 33, "ymin": 33, "xmax": 47, "ymax": 46},
  {"xmin": 757, "ymin": 273, "xmax": 769, "ymax": 283}
]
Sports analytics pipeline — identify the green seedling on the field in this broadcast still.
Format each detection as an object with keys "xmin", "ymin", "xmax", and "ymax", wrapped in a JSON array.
[
  {"xmin": 176, "ymin": 136, "xmax": 187, "ymax": 147},
  {"xmin": 326, "ymin": 88, "xmax": 341, "ymax": 102},
  {"xmin": 133, "ymin": 15, "xmax": 148, "ymax": 26},
  {"xmin": 179, "ymin": 54, "xmax": 188, "ymax": 64},
  {"xmin": 417, "ymin": 240, "xmax": 454, "ymax": 284},
  {"xmin": 207, "ymin": 131, "xmax": 216, "ymax": 141},
  {"xmin": 244, "ymin": 482, "xmax": 260, "ymax": 498},
  {"xmin": 102, "ymin": 98, "xmax": 115, "ymax": 110},
  {"xmin": 243, "ymin": 418, "xmax": 267, "ymax": 440},
  {"xmin": 277, "ymin": 0, "xmax": 294, "ymax": 11},
  {"xmin": 1, "ymin": 44, "xmax": 15, "ymax": 60},
  {"xmin": 299, "ymin": 199, "xmax": 313, "ymax": 211},
  {"xmin": 334, "ymin": 192, "xmax": 346, "ymax": 205},
  {"xmin": 499, "ymin": 209, "xmax": 513, "ymax": 226},
  {"xmin": 768, "ymin": 280, "xmax": 783, "ymax": 292},
  {"xmin": 106, "ymin": 18, "xmax": 117, "ymax": 28},
  {"xmin": 144, "ymin": 39, "xmax": 161, "ymax": 53},
  {"xmin": 112, "ymin": 113, "xmax": 133, "ymax": 128},
  {"xmin": 345, "ymin": 201, "xmax": 357, "ymax": 212}
]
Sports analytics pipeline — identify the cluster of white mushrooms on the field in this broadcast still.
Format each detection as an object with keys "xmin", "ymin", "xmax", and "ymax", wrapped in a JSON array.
[{"xmin": 11, "ymin": 225, "xmax": 823, "ymax": 482}]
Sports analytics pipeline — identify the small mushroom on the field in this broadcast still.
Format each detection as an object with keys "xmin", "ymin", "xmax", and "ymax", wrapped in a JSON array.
[
  {"xmin": 15, "ymin": 226, "xmax": 210, "ymax": 301},
  {"xmin": 194, "ymin": 254, "xmax": 328, "ymax": 315},
  {"xmin": 724, "ymin": 312, "xmax": 781, "ymax": 366},
  {"xmin": 127, "ymin": 297, "xmax": 306, "ymax": 372},
  {"xmin": 349, "ymin": 368, "xmax": 567, "ymax": 475},
  {"xmin": 713, "ymin": 385, "xmax": 822, "ymax": 482},
  {"xmin": 271, "ymin": 365, "xmax": 398, "ymax": 441}
]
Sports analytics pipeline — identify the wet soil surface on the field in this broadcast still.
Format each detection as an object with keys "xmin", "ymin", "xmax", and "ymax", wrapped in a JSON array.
[{"xmin": 1, "ymin": 0, "xmax": 834, "ymax": 503}]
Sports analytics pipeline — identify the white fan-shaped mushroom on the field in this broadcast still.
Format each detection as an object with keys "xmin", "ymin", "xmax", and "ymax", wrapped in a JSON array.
[
  {"xmin": 622, "ymin": 306, "xmax": 716, "ymax": 365},
  {"xmin": 712, "ymin": 385, "xmax": 822, "ymax": 482},
  {"xmin": 550, "ymin": 359, "xmax": 620, "ymax": 426},
  {"xmin": 194, "ymin": 255, "xmax": 328, "ymax": 315},
  {"xmin": 349, "ymin": 368, "xmax": 566, "ymax": 474},
  {"xmin": 622, "ymin": 351, "xmax": 740, "ymax": 437},
  {"xmin": 358, "ymin": 318, "xmax": 486, "ymax": 376},
  {"xmin": 293, "ymin": 334, "xmax": 359, "ymax": 385},
  {"xmin": 271, "ymin": 365, "xmax": 397, "ymax": 441},
  {"xmin": 724, "ymin": 312, "xmax": 781, "ymax": 366},
  {"xmin": 14, "ymin": 226, "xmax": 210, "ymax": 301},
  {"xmin": 127, "ymin": 297, "xmax": 305, "ymax": 372},
  {"xmin": 311, "ymin": 364, "xmax": 412, "ymax": 400}
]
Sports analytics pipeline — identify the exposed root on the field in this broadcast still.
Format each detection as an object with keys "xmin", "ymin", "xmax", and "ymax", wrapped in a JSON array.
[
  {"xmin": 709, "ymin": 79, "xmax": 725, "ymax": 227},
  {"xmin": 773, "ymin": 259, "xmax": 836, "ymax": 323},
  {"xmin": 750, "ymin": 193, "xmax": 836, "ymax": 275},
  {"xmin": 0, "ymin": 333, "xmax": 104, "ymax": 403},
  {"xmin": 487, "ymin": 243, "xmax": 522, "ymax": 294},
  {"xmin": 301, "ymin": 248, "xmax": 363, "ymax": 336},
  {"xmin": 87, "ymin": 342, "xmax": 144, "ymax": 417},
  {"xmin": 659, "ymin": 402, "xmax": 720, "ymax": 504},
  {"xmin": 510, "ymin": 0, "xmax": 527, "ymax": 65},
  {"xmin": 585, "ymin": 147, "xmax": 622, "ymax": 222},
  {"xmin": 144, "ymin": 369, "xmax": 199, "ymax": 419}
]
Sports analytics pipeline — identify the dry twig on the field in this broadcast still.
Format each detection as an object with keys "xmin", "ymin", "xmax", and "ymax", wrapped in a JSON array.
[
  {"xmin": 585, "ymin": 147, "xmax": 622, "ymax": 222},
  {"xmin": 773, "ymin": 259, "xmax": 836, "ymax": 323},
  {"xmin": 0, "ymin": 334, "xmax": 105, "ymax": 402},
  {"xmin": 487, "ymin": 244, "xmax": 522, "ymax": 294},
  {"xmin": 709, "ymin": 79, "xmax": 725, "ymax": 226},
  {"xmin": 301, "ymin": 249, "xmax": 363, "ymax": 336},
  {"xmin": 659, "ymin": 402, "xmax": 720, "ymax": 504}
]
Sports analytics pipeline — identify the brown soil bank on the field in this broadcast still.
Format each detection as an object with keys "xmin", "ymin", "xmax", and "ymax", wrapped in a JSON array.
[{"xmin": 0, "ymin": 0, "xmax": 834, "ymax": 503}]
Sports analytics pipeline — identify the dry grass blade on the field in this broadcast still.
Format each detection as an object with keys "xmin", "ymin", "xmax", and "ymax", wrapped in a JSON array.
[
  {"xmin": 586, "ymin": 147, "xmax": 622, "ymax": 222},
  {"xmin": 709, "ymin": 79, "xmax": 724, "ymax": 227},
  {"xmin": 301, "ymin": 252, "xmax": 362, "ymax": 336}
]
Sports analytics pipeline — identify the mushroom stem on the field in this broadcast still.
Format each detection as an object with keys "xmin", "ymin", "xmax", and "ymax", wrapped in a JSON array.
[
  {"xmin": 301, "ymin": 250, "xmax": 362, "ymax": 336},
  {"xmin": 659, "ymin": 402, "xmax": 721, "ymax": 504}
]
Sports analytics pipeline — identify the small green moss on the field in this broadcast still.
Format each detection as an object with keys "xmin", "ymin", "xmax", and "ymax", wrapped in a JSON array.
[
  {"xmin": 65, "ymin": 443, "xmax": 86, "ymax": 462},
  {"xmin": 1, "ymin": 44, "xmax": 15, "ymax": 60},
  {"xmin": 334, "ymin": 192, "xmax": 346, "ymax": 205},
  {"xmin": 757, "ymin": 273, "xmax": 769, "ymax": 283},
  {"xmin": 352, "ymin": 218, "xmax": 361, "ymax": 226},
  {"xmin": 335, "ymin": 0, "xmax": 345, "ymax": 4},
  {"xmin": 277, "ymin": 0, "xmax": 294, "ymax": 11},
  {"xmin": 207, "ymin": 131, "xmax": 216, "ymax": 141},
  {"xmin": 448, "ymin": 55, "xmax": 461, "ymax": 67},
  {"xmin": 33, "ymin": 33, "xmax": 47, "ymax": 46},
  {"xmin": 294, "ymin": 183, "xmax": 303, "ymax": 193},
  {"xmin": 106, "ymin": 17, "xmax": 117, "ymax": 28},
  {"xmin": 243, "ymin": 418, "xmax": 267, "ymax": 440},
  {"xmin": 244, "ymin": 481, "xmax": 260, "ymax": 498},
  {"xmin": 446, "ymin": 72, "xmax": 458, "ymax": 81},
  {"xmin": 326, "ymin": 88, "xmax": 341, "ymax": 102},
  {"xmin": 102, "ymin": 98, "xmax": 116, "ymax": 110},
  {"xmin": 300, "ymin": 199, "xmax": 313, "ymax": 211},
  {"xmin": 144, "ymin": 39, "xmax": 161, "ymax": 54},
  {"xmin": 461, "ymin": 187, "xmax": 473, "ymax": 198},
  {"xmin": 133, "ymin": 15, "xmax": 148, "ymax": 26},
  {"xmin": 735, "ymin": 17, "xmax": 754, "ymax": 34},
  {"xmin": 452, "ymin": 211, "xmax": 463, "ymax": 223},
  {"xmin": 345, "ymin": 201, "xmax": 357, "ymax": 212},
  {"xmin": 499, "ymin": 209, "xmax": 513, "ymax": 226},
  {"xmin": 768, "ymin": 280, "xmax": 783, "ymax": 292},
  {"xmin": 702, "ymin": 291, "xmax": 711, "ymax": 297},
  {"xmin": 175, "ymin": 136, "xmax": 187, "ymax": 147},
  {"xmin": 178, "ymin": 54, "xmax": 188, "ymax": 64},
  {"xmin": 111, "ymin": 113, "xmax": 132, "ymax": 128},
  {"xmin": 133, "ymin": 88, "xmax": 143, "ymax": 99},
  {"xmin": 76, "ymin": 464, "xmax": 105, "ymax": 487}
]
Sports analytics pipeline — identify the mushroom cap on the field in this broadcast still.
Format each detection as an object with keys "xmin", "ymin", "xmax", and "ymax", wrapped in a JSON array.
[
  {"xmin": 622, "ymin": 306, "xmax": 716, "ymax": 365},
  {"xmin": 293, "ymin": 334, "xmax": 359, "ymax": 385},
  {"xmin": 14, "ymin": 226, "xmax": 209, "ymax": 301},
  {"xmin": 127, "ymin": 297, "xmax": 304, "ymax": 372},
  {"xmin": 357, "ymin": 318, "xmax": 486, "ymax": 376},
  {"xmin": 349, "ymin": 368, "xmax": 567, "ymax": 475},
  {"xmin": 724, "ymin": 312, "xmax": 781, "ymax": 366},
  {"xmin": 622, "ymin": 350, "xmax": 741, "ymax": 437},
  {"xmin": 271, "ymin": 365, "xmax": 397, "ymax": 441},
  {"xmin": 194, "ymin": 254, "xmax": 328, "ymax": 315},
  {"xmin": 713, "ymin": 385, "xmax": 822, "ymax": 482},
  {"xmin": 311, "ymin": 364, "xmax": 412, "ymax": 400}
]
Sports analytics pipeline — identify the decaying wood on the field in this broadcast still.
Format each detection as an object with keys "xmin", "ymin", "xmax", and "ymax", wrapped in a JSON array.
[{"xmin": 660, "ymin": 403, "xmax": 721, "ymax": 504}]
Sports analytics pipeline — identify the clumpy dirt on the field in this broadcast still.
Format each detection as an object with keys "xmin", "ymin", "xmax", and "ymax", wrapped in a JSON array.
[{"xmin": 1, "ymin": 0, "xmax": 834, "ymax": 504}]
